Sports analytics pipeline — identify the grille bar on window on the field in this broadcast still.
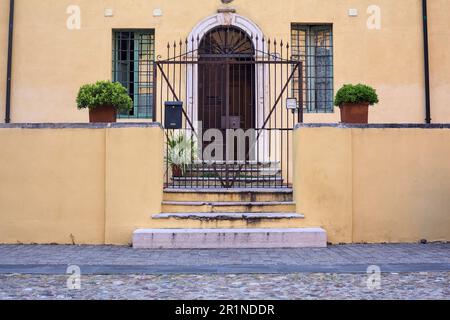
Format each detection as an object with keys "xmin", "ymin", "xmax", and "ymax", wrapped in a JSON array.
[
  {"xmin": 112, "ymin": 30, "xmax": 155, "ymax": 119},
  {"xmin": 291, "ymin": 24, "xmax": 333, "ymax": 113}
]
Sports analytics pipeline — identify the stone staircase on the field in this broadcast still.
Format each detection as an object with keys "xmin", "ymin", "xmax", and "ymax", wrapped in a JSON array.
[
  {"xmin": 133, "ymin": 188, "xmax": 327, "ymax": 249},
  {"xmin": 170, "ymin": 161, "xmax": 286, "ymax": 188}
]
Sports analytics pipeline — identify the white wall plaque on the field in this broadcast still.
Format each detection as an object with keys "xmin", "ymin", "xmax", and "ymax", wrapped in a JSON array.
[
  {"xmin": 153, "ymin": 8, "xmax": 163, "ymax": 17},
  {"xmin": 348, "ymin": 8, "xmax": 358, "ymax": 17},
  {"xmin": 104, "ymin": 8, "xmax": 114, "ymax": 17}
]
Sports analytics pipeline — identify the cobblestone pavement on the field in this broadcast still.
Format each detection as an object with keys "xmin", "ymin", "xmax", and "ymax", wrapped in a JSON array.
[
  {"xmin": 0, "ymin": 272, "xmax": 448, "ymax": 300},
  {"xmin": 0, "ymin": 243, "xmax": 449, "ymax": 267},
  {"xmin": 0, "ymin": 244, "xmax": 448, "ymax": 300}
]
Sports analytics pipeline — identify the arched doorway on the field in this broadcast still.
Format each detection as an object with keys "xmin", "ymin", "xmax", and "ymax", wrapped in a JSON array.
[
  {"xmin": 198, "ymin": 26, "xmax": 256, "ymax": 160},
  {"xmin": 156, "ymin": 13, "xmax": 302, "ymax": 188}
]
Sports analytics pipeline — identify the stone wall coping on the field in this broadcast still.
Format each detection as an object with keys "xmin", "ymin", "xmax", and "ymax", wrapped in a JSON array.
[
  {"xmin": 295, "ymin": 123, "xmax": 450, "ymax": 130},
  {"xmin": 2, "ymin": 122, "xmax": 449, "ymax": 130},
  {"xmin": 0, "ymin": 122, "xmax": 163, "ymax": 129}
]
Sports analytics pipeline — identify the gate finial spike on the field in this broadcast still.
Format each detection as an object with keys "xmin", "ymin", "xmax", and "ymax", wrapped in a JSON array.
[{"xmin": 280, "ymin": 40, "xmax": 283, "ymax": 47}]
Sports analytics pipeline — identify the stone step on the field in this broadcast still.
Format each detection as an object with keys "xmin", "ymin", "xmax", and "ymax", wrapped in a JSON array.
[
  {"xmin": 161, "ymin": 201, "xmax": 296, "ymax": 213},
  {"xmin": 193, "ymin": 160, "xmax": 280, "ymax": 165},
  {"xmin": 183, "ymin": 167, "xmax": 281, "ymax": 178},
  {"xmin": 171, "ymin": 182, "xmax": 287, "ymax": 188},
  {"xmin": 163, "ymin": 188, "xmax": 293, "ymax": 202},
  {"xmin": 172, "ymin": 176, "xmax": 283, "ymax": 181},
  {"xmin": 186, "ymin": 167, "xmax": 281, "ymax": 173},
  {"xmin": 153, "ymin": 212, "xmax": 304, "ymax": 220},
  {"xmin": 188, "ymin": 161, "xmax": 280, "ymax": 170},
  {"xmin": 171, "ymin": 176, "xmax": 285, "ymax": 187},
  {"xmin": 133, "ymin": 228, "xmax": 327, "ymax": 249}
]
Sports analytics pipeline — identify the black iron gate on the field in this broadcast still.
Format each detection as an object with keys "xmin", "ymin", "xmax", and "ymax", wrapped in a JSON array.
[{"xmin": 154, "ymin": 27, "xmax": 303, "ymax": 189}]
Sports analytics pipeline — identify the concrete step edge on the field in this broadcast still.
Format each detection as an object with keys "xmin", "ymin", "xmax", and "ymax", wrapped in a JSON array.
[
  {"xmin": 162, "ymin": 201, "xmax": 296, "ymax": 206},
  {"xmin": 133, "ymin": 228, "xmax": 327, "ymax": 249},
  {"xmin": 153, "ymin": 212, "xmax": 304, "ymax": 220},
  {"xmin": 185, "ymin": 168, "xmax": 281, "ymax": 172},
  {"xmin": 135, "ymin": 227, "xmax": 324, "ymax": 233},
  {"xmin": 192, "ymin": 160, "xmax": 281, "ymax": 165},
  {"xmin": 163, "ymin": 188, "xmax": 293, "ymax": 193},
  {"xmin": 172, "ymin": 176, "xmax": 283, "ymax": 180}
]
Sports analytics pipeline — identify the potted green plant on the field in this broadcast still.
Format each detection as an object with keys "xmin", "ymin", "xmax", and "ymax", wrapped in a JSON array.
[
  {"xmin": 76, "ymin": 80, "xmax": 133, "ymax": 123},
  {"xmin": 166, "ymin": 132, "xmax": 197, "ymax": 177},
  {"xmin": 334, "ymin": 84, "xmax": 379, "ymax": 124}
]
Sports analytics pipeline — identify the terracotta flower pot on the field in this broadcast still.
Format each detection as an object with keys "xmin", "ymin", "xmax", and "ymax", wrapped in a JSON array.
[
  {"xmin": 339, "ymin": 103, "xmax": 369, "ymax": 124},
  {"xmin": 89, "ymin": 105, "xmax": 117, "ymax": 123},
  {"xmin": 172, "ymin": 164, "xmax": 183, "ymax": 177}
]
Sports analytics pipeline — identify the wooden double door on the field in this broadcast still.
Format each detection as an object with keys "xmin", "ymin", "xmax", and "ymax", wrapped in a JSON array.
[{"xmin": 198, "ymin": 59, "xmax": 255, "ymax": 161}]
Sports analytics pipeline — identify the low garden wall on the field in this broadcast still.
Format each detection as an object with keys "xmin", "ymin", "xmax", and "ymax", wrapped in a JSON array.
[
  {"xmin": 0, "ymin": 123, "xmax": 164, "ymax": 245},
  {"xmin": 0, "ymin": 123, "xmax": 449, "ymax": 245},
  {"xmin": 293, "ymin": 124, "xmax": 450, "ymax": 244}
]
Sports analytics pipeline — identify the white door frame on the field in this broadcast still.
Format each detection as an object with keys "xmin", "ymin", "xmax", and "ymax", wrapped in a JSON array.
[{"xmin": 186, "ymin": 13, "xmax": 269, "ymax": 162}]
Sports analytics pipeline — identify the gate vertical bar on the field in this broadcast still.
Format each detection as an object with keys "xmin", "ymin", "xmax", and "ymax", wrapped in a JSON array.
[{"xmin": 152, "ymin": 61, "xmax": 158, "ymax": 122}]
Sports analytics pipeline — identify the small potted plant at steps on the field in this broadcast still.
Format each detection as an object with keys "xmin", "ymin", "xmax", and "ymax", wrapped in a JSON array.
[
  {"xmin": 76, "ymin": 80, "xmax": 133, "ymax": 123},
  {"xmin": 166, "ymin": 132, "xmax": 197, "ymax": 178},
  {"xmin": 334, "ymin": 84, "xmax": 379, "ymax": 124}
]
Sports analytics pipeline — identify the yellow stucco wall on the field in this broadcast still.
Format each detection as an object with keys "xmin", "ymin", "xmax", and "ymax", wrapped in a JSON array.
[
  {"xmin": 293, "ymin": 127, "xmax": 353, "ymax": 243},
  {"xmin": 104, "ymin": 126, "xmax": 164, "ymax": 244},
  {"xmin": 0, "ymin": 0, "xmax": 448, "ymax": 124},
  {"xmin": 0, "ymin": 125, "xmax": 163, "ymax": 245},
  {"xmin": 294, "ymin": 126, "xmax": 450, "ymax": 244},
  {"xmin": 351, "ymin": 128, "xmax": 450, "ymax": 243}
]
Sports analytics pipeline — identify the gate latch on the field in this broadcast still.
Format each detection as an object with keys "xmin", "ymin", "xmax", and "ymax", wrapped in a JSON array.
[{"xmin": 221, "ymin": 116, "xmax": 241, "ymax": 129}]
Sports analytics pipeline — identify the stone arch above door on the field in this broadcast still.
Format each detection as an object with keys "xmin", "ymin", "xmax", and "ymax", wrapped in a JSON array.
[{"xmin": 188, "ymin": 13, "xmax": 265, "ymax": 53}]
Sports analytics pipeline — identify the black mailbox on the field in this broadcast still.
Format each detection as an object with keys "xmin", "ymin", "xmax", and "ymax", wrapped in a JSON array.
[{"xmin": 164, "ymin": 101, "xmax": 183, "ymax": 129}]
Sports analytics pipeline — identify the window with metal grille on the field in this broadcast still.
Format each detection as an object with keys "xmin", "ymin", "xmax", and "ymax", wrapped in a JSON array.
[
  {"xmin": 112, "ymin": 30, "xmax": 155, "ymax": 119},
  {"xmin": 291, "ymin": 24, "xmax": 333, "ymax": 113}
]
